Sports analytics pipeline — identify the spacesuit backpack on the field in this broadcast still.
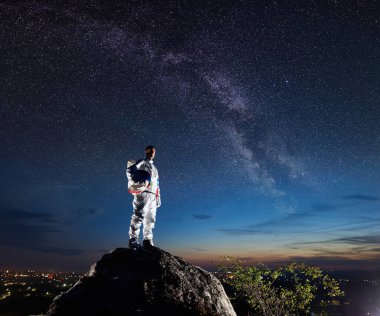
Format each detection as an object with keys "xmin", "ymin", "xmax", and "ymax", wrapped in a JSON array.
[{"xmin": 126, "ymin": 160, "xmax": 151, "ymax": 195}]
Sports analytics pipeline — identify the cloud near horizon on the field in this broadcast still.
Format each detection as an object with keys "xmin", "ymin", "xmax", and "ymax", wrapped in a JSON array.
[
  {"xmin": 0, "ymin": 207, "xmax": 61, "ymax": 245},
  {"xmin": 193, "ymin": 214, "xmax": 212, "ymax": 220},
  {"xmin": 38, "ymin": 247, "xmax": 85, "ymax": 256},
  {"xmin": 292, "ymin": 234, "xmax": 380, "ymax": 246},
  {"xmin": 342, "ymin": 194, "xmax": 379, "ymax": 201},
  {"xmin": 0, "ymin": 206, "xmax": 88, "ymax": 256}
]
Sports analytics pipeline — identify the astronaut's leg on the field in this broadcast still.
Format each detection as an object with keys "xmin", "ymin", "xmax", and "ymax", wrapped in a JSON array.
[
  {"xmin": 129, "ymin": 194, "xmax": 148, "ymax": 247},
  {"xmin": 143, "ymin": 194, "xmax": 157, "ymax": 246}
]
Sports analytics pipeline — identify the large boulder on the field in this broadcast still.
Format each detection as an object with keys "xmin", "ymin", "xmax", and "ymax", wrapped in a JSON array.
[{"xmin": 45, "ymin": 247, "xmax": 236, "ymax": 316}]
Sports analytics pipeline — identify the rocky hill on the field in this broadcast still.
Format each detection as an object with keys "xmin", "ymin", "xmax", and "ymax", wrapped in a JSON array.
[{"xmin": 44, "ymin": 247, "xmax": 236, "ymax": 316}]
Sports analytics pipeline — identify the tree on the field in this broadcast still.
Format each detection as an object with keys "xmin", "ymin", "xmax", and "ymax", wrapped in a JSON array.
[{"xmin": 217, "ymin": 256, "xmax": 344, "ymax": 316}]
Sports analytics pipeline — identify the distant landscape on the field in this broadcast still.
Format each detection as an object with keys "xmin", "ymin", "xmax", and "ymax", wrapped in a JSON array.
[{"xmin": 1, "ymin": 269, "xmax": 379, "ymax": 316}]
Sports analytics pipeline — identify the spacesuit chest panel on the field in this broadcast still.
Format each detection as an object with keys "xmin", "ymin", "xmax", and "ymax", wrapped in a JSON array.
[{"xmin": 138, "ymin": 160, "xmax": 159, "ymax": 193}]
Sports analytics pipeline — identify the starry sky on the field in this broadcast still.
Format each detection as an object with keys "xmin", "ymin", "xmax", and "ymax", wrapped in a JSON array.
[{"xmin": 0, "ymin": 1, "xmax": 379, "ymax": 272}]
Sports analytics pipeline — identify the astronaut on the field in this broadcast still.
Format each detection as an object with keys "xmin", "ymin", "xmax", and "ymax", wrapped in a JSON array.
[{"xmin": 127, "ymin": 145, "xmax": 161, "ymax": 249}]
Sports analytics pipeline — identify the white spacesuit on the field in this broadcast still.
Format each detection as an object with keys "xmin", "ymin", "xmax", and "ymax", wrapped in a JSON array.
[{"xmin": 127, "ymin": 149, "xmax": 161, "ymax": 249}]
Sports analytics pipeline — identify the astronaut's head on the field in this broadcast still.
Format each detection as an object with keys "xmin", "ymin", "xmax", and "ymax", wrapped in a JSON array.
[{"xmin": 145, "ymin": 145, "xmax": 156, "ymax": 160}]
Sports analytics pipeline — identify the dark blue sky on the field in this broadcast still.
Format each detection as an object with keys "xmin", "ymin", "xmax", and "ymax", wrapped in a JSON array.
[{"xmin": 0, "ymin": 1, "xmax": 379, "ymax": 272}]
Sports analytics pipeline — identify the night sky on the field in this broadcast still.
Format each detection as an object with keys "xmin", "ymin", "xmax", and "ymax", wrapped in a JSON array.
[{"xmin": 1, "ymin": 1, "xmax": 379, "ymax": 272}]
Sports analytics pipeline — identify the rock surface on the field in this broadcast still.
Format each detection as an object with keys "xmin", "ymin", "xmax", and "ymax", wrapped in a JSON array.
[{"xmin": 45, "ymin": 247, "xmax": 236, "ymax": 316}]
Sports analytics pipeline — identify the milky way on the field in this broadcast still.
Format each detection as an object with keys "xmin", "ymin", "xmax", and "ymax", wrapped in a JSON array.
[{"xmin": 0, "ymin": 1, "xmax": 379, "ymax": 271}]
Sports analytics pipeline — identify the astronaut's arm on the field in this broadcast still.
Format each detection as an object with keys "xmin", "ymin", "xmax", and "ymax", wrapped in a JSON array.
[{"xmin": 156, "ymin": 179, "xmax": 161, "ymax": 208}]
